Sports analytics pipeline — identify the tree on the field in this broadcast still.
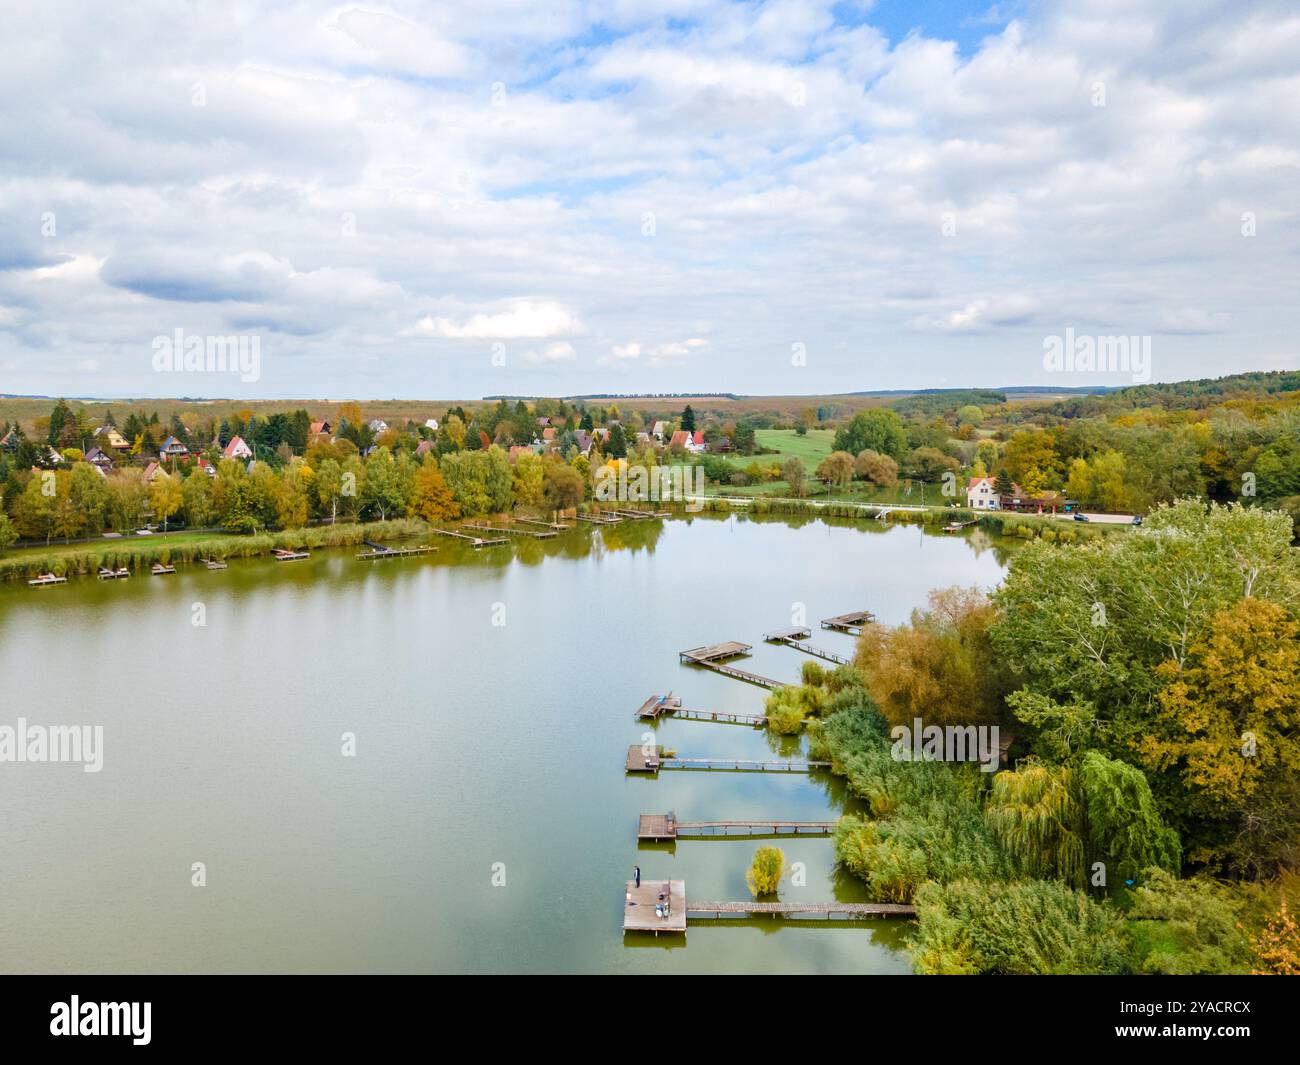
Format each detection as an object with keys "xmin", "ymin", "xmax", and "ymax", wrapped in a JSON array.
[
  {"xmin": 182, "ymin": 470, "xmax": 215, "ymax": 528},
  {"xmin": 1003, "ymin": 430, "xmax": 1062, "ymax": 496},
  {"xmin": 15, "ymin": 474, "xmax": 57, "ymax": 543},
  {"xmin": 732, "ymin": 422, "xmax": 756, "ymax": 455},
  {"xmin": 855, "ymin": 449, "xmax": 899, "ymax": 487},
  {"xmin": 1140, "ymin": 597, "xmax": 1300, "ymax": 877},
  {"xmin": 746, "ymin": 846, "xmax": 785, "ymax": 897},
  {"xmin": 1127, "ymin": 868, "xmax": 1252, "ymax": 974},
  {"xmin": 797, "ymin": 407, "xmax": 817, "ymax": 435},
  {"xmin": 541, "ymin": 461, "xmax": 583, "ymax": 519},
  {"xmin": 680, "ymin": 405, "xmax": 696, "ymax": 433},
  {"xmin": 0, "ymin": 511, "xmax": 16, "ymax": 554},
  {"xmin": 412, "ymin": 459, "xmax": 459, "ymax": 521},
  {"xmin": 512, "ymin": 452, "xmax": 544, "ymax": 510},
  {"xmin": 69, "ymin": 463, "xmax": 109, "ymax": 534},
  {"xmin": 815, "ymin": 450, "xmax": 854, "ymax": 492},
  {"xmin": 148, "ymin": 472, "xmax": 182, "ymax": 533},
  {"xmin": 275, "ymin": 461, "xmax": 312, "ymax": 528},
  {"xmin": 856, "ymin": 586, "xmax": 1013, "ymax": 728},
  {"xmin": 1252, "ymin": 898, "xmax": 1300, "ymax": 975},
  {"xmin": 833, "ymin": 409, "xmax": 907, "ymax": 461},
  {"xmin": 782, "ymin": 456, "xmax": 806, "ymax": 497},
  {"xmin": 361, "ymin": 448, "xmax": 406, "ymax": 521},
  {"xmin": 315, "ymin": 458, "xmax": 343, "ymax": 524}
]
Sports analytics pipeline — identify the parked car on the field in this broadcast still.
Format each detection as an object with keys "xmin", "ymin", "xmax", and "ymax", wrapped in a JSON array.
[
  {"xmin": 1073, "ymin": 512, "xmax": 1090, "ymax": 522},
  {"xmin": 1132, "ymin": 516, "xmax": 1143, "ymax": 526}
]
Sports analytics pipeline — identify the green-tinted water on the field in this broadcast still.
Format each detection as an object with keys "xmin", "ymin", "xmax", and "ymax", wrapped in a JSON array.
[{"xmin": 0, "ymin": 513, "xmax": 1011, "ymax": 973}]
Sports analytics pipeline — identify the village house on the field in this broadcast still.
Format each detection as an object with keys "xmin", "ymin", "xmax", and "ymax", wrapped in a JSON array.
[
  {"xmin": 142, "ymin": 461, "xmax": 169, "ymax": 483},
  {"xmin": 414, "ymin": 439, "xmax": 434, "ymax": 458},
  {"xmin": 668, "ymin": 429, "xmax": 690, "ymax": 451},
  {"xmin": 222, "ymin": 435, "xmax": 253, "ymax": 460},
  {"xmin": 966, "ymin": 476, "xmax": 1000, "ymax": 510},
  {"xmin": 309, "ymin": 420, "xmax": 332, "ymax": 439},
  {"xmin": 687, "ymin": 430, "xmax": 706, "ymax": 454},
  {"xmin": 650, "ymin": 420, "xmax": 667, "ymax": 443},
  {"xmin": 367, "ymin": 419, "xmax": 389, "ymax": 434},
  {"xmin": 95, "ymin": 426, "xmax": 131, "ymax": 450},
  {"xmin": 159, "ymin": 435, "xmax": 189, "ymax": 459},
  {"xmin": 84, "ymin": 447, "xmax": 114, "ymax": 471},
  {"xmin": 424, "ymin": 417, "xmax": 439, "ymax": 432}
]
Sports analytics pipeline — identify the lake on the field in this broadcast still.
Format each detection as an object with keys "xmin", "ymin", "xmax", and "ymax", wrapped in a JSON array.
[{"xmin": 0, "ymin": 512, "xmax": 1012, "ymax": 974}]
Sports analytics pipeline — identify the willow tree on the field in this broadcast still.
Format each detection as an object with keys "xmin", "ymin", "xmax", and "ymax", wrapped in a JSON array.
[
  {"xmin": 987, "ymin": 754, "xmax": 1178, "ymax": 888},
  {"xmin": 986, "ymin": 762, "xmax": 1085, "ymax": 886}
]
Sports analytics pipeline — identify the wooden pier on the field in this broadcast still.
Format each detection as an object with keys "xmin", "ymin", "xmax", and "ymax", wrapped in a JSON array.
[
  {"xmin": 273, "ymin": 549, "xmax": 309, "ymax": 561},
  {"xmin": 763, "ymin": 628, "xmax": 851, "ymax": 665},
  {"xmin": 679, "ymin": 642, "xmax": 786, "ymax": 690},
  {"xmin": 686, "ymin": 900, "xmax": 916, "ymax": 920},
  {"xmin": 151, "ymin": 563, "xmax": 176, "ymax": 575},
  {"xmin": 820, "ymin": 610, "xmax": 876, "ymax": 633},
  {"xmin": 28, "ymin": 573, "xmax": 68, "ymax": 587},
  {"xmin": 943, "ymin": 519, "xmax": 978, "ymax": 532},
  {"xmin": 356, "ymin": 542, "xmax": 438, "ymax": 560},
  {"xmin": 626, "ymin": 746, "xmax": 828, "ymax": 774},
  {"xmin": 623, "ymin": 878, "xmax": 915, "ymax": 933},
  {"xmin": 463, "ymin": 522, "xmax": 557, "ymax": 540},
  {"xmin": 623, "ymin": 879, "xmax": 686, "ymax": 934},
  {"xmin": 574, "ymin": 513, "xmax": 622, "ymax": 525},
  {"xmin": 605, "ymin": 508, "xmax": 667, "ymax": 520},
  {"xmin": 97, "ymin": 566, "xmax": 130, "ymax": 580},
  {"xmin": 430, "ymin": 527, "xmax": 508, "ymax": 548},
  {"xmin": 204, "ymin": 559, "xmax": 227, "ymax": 570},
  {"xmin": 638, "ymin": 813, "xmax": 837, "ymax": 841},
  {"xmin": 635, "ymin": 694, "xmax": 766, "ymax": 726},
  {"xmin": 518, "ymin": 518, "xmax": 571, "ymax": 531}
]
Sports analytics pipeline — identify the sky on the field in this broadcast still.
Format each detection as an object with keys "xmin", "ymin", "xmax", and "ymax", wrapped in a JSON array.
[{"xmin": 0, "ymin": 0, "xmax": 1297, "ymax": 400}]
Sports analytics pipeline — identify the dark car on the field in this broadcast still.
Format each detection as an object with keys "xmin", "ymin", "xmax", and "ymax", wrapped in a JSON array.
[{"xmin": 1073, "ymin": 512, "xmax": 1090, "ymax": 522}]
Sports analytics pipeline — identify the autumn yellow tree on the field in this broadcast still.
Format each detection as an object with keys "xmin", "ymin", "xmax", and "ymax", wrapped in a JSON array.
[
  {"xmin": 1251, "ymin": 899, "xmax": 1300, "ymax": 975},
  {"xmin": 412, "ymin": 459, "xmax": 459, "ymax": 522},
  {"xmin": 1139, "ymin": 597, "xmax": 1300, "ymax": 876},
  {"xmin": 855, "ymin": 586, "xmax": 1013, "ymax": 728}
]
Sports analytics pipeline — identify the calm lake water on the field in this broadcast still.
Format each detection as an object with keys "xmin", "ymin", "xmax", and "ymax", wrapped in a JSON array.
[{"xmin": 0, "ymin": 513, "xmax": 1012, "ymax": 974}]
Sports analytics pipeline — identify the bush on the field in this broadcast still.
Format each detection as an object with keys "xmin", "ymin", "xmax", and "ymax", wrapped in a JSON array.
[
  {"xmin": 912, "ymin": 879, "xmax": 1130, "ymax": 974},
  {"xmin": 746, "ymin": 846, "xmax": 785, "ymax": 897}
]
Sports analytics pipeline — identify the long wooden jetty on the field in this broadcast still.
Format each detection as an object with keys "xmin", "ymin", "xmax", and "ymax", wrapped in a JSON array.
[
  {"xmin": 638, "ymin": 813, "xmax": 837, "ymax": 841},
  {"xmin": 763, "ymin": 627, "xmax": 851, "ymax": 665},
  {"xmin": 625, "ymin": 746, "xmax": 827, "ymax": 774},
  {"xmin": 273, "ymin": 548, "xmax": 309, "ymax": 561},
  {"xmin": 820, "ymin": 610, "xmax": 876, "ymax": 633},
  {"xmin": 97, "ymin": 566, "xmax": 130, "ymax": 580},
  {"xmin": 463, "ymin": 522, "xmax": 556, "ymax": 540},
  {"xmin": 575, "ymin": 513, "xmax": 622, "ymax": 525},
  {"xmin": 605, "ymin": 508, "xmax": 668, "ymax": 520},
  {"xmin": 623, "ymin": 878, "xmax": 915, "ymax": 933},
  {"xmin": 678, "ymin": 642, "xmax": 786, "ymax": 690},
  {"xmin": 430, "ymin": 527, "xmax": 508, "ymax": 548},
  {"xmin": 518, "ymin": 518, "xmax": 571, "ymax": 531},
  {"xmin": 635, "ymin": 694, "xmax": 766, "ymax": 726},
  {"xmin": 685, "ymin": 900, "xmax": 916, "ymax": 920}
]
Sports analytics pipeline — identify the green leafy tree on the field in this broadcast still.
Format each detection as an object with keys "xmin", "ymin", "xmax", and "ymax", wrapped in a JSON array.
[{"xmin": 746, "ymin": 846, "xmax": 785, "ymax": 897}]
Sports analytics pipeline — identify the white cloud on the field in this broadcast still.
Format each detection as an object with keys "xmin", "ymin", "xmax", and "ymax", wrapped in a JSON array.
[
  {"xmin": 520, "ymin": 341, "xmax": 576, "ymax": 365},
  {"xmin": 407, "ymin": 302, "xmax": 581, "ymax": 339}
]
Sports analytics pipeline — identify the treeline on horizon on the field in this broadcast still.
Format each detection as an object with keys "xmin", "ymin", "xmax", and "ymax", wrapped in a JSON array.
[{"xmin": 0, "ymin": 369, "xmax": 1296, "ymax": 558}]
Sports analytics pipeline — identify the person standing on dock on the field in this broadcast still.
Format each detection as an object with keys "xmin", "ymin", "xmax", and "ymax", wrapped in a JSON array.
[{"xmin": 634, "ymin": 866, "xmax": 640, "ymax": 888}]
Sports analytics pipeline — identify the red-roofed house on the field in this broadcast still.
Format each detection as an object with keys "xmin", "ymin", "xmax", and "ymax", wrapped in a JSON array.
[
  {"xmin": 223, "ymin": 436, "xmax": 253, "ymax": 460},
  {"xmin": 966, "ymin": 476, "xmax": 999, "ymax": 510}
]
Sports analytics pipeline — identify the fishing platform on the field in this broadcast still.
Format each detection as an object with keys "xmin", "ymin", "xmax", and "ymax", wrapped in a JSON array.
[{"xmin": 678, "ymin": 642, "xmax": 785, "ymax": 689}]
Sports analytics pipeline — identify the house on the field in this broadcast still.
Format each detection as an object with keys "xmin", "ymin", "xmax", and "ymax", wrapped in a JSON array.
[
  {"xmin": 84, "ymin": 447, "xmax": 114, "ymax": 471},
  {"xmin": 195, "ymin": 457, "xmax": 217, "ymax": 477},
  {"xmin": 223, "ymin": 436, "xmax": 253, "ymax": 460},
  {"xmin": 650, "ymin": 420, "xmax": 667, "ymax": 442},
  {"xmin": 706, "ymin": 437, "xmax": 732, "ymax": 454},
  {"xmin": 542, "ymin": 426, "xmax": 556, "ymax": 443},
  {"xmin": 142, "ymin": 461, "xmax": 169, "ymax": 483},
  {"xmin": 687, "ymin": 430, "xmax": 706, "ymax": 454},
  {"xmin": 414, "ymin": 439, "xmax": 434, "ymax": 458},
  {"xmin": 309, "ymin": 420, "xmax": 332, "ymax": 439},
  {"xmin": 572, "ymin": 430, "xmax": 593, "ymax": 456},
  {"xmin": 367, "ymin": 419, "xmax": 389, "ymax": 434},
  {"xmin": 536, "ymin": 417, "xmax": 550, "ymax": 428},
  {"xmin": 159, "ymin": 435, "xmax": 189, "ymax": 459},
  {"xmin": 94, "ymin": 426, "xmax": 130, "ymax": 450},
  {"xmin": 668, "ymin": 430, "xmax": 690, "ymax": 451},
  {"xmin": 424, "ymin": 418, "xmax": 439, "ymax": 432},
  {"xmin": 966, "ymin": 476, "xmax": 1000, "ymax": 510}
]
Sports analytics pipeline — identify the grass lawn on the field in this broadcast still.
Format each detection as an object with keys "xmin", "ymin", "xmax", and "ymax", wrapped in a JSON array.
[
  {"xmin": 717, "ymin": 428, "xmax": 835, "ymax": 471},
  {"xmin": 5, "ymin": 528, "xmax": 237, "ymax": 559}
]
